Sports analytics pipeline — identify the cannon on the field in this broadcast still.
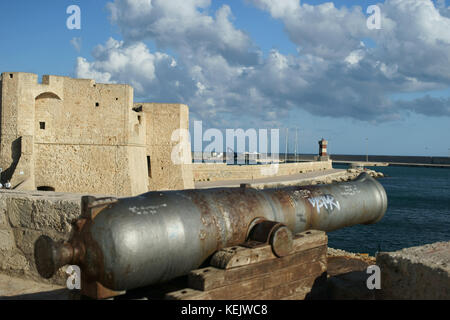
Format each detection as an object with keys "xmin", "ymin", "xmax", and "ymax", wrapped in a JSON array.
[{"xmin": 34, "ymin": 172, "xmax": 387, "ymax": 294}]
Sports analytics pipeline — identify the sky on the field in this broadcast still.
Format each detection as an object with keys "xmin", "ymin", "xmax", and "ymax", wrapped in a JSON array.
[{"xmin": 0, "ymin": 0, "xmax": 449, "ymax": 156}]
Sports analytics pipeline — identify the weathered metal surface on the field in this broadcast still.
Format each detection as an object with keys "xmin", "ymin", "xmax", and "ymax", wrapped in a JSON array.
[
  {"xmin": 34, "ymin": 172, "xmax": 387, "ymax": 292},
  {"xmin": 270, "ymin": 226, "xmax": 294, "ymax": 258},
  {"xmin": 247, "ymin": 220, "xmax": 294, "ymax": 257}
]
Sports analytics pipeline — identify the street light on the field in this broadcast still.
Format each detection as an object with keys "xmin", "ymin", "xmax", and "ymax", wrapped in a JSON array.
[
  {"xmin": 294, "ymin": 127, "xmax": 298, "ymax": 162},
  {"xmin": 285, "ymin": 128, "xmax": 289, "ymax": 163},
  {"xmin": 365, "ymin": 138, "xmax": 368, "ymax": 162}
]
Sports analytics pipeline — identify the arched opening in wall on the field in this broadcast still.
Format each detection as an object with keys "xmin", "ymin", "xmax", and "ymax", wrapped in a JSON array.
[
  {"xmin": 35, "ymin": 92, "xmax": 62, "ymax": 101},
  {"xmin": 34, "ymin": 91, "xmax": 62, "ymax": 137},
  {"xmin": 37, "ymin": 186, "xmax": 55, "ymax": 192},
  {"xmin": 34, "ymin": 91, "xmax": 63, "ymax": 192}
]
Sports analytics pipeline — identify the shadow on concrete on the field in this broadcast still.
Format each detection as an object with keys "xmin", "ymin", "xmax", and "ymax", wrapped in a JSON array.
[
  {"xmin": 325, "ymin": 256, "xmax": 376, "ymax": 300},
  {"xmin": 304, "ymin": 272, "xmax": 328, "ymax": 300},
  {"xmin": 0, "ymin": 288, "xmax": 76, "ymax": 300},
  {"xmin": 115, "ymin": 275, "xmax": 189, "ymax": 300},
  {"xmin": 326, "ymin": 271, "xmax": 375, "ymax": 300}
]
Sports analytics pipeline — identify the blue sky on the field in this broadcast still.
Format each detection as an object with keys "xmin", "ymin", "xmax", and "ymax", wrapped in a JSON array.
[{"xmin": 0, "ymin": 0, "xmax": 449, "ymax": 156}]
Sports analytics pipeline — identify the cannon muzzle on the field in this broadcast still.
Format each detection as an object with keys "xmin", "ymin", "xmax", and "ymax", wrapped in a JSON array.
[{"xmin": 34, "ymin": 235, "xmax": 74, "ymax": 279}]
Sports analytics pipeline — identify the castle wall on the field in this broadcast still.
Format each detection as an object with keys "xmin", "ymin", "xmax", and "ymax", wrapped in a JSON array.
[
  {"xmin": 0, "ymin": 72, "xmax": 152, "ymax": 196},
  {"xmin": 139, "ymin": 103, "xmax": 194, "ymax": 191},
  {"xmin": 31, "ymin": 76, "xmax": 149, "ymax": 195},
  {"xmin": 192, "ymin": 161, "xmax": 333, "ymax": 182},
  {"xmin": 0, "ymin": 73, "xmax": 41, "ymax": 189},
  {"xmin": 0, "ymin": 189, "xmax": 84, "ymax": 285}
]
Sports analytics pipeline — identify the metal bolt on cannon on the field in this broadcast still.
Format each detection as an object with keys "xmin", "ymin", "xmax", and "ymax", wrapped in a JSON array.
[{"xmin": 34, "ymin": 172, "xmax": 387, "ymax": 296}]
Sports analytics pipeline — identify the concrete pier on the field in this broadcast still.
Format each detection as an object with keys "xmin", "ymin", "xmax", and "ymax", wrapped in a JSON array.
[{"xmin": 376, "ymin": 242, "xmax": 450, "ymax": 299}]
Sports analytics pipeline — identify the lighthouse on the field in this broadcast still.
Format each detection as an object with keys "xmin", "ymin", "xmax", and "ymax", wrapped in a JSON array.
[{"xmin": 318, "ymin": 138, "xmax": 329, "ymax": 161}]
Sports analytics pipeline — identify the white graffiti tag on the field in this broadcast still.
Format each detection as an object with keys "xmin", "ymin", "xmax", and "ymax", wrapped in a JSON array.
[
  {"xmin": 129, "ymin": 204, "xmax": 167, "ymax": 215},
  {"xmin": 292, "ymin": 189, "xmax": 312, "ymax": 199},
  {"xmin": 340, "ymin": 185, "xmax": 361, "ymax": 197},
  {"xmin": 308, "ymin": 195, "xmax": 341, "ymax": 213}
]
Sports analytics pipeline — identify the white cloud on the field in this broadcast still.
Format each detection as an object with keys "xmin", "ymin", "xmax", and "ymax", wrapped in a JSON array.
[
  {"xmin": 70, "ymin": 37, "xmax": 82, "ymax": 52},
  {"xmin": 372, "ymin": 0, "xmax": 450, "ymax": 82},
  {"xmin": 75, "ymin": 0, "xmax": 450, "ymax": 128},
  {"xmin": 76, "ymin": 57, "xmax": 112, "ymax": 83},
  {"xmin": 249, "ymin": 0, "xmax": 370, "ymax": 59},
  {"xmin": 76, "ymin": 38, "xmax": 182, "ymax": 96},
  {"xmin": 106, "ymin": 0, "xmax": 258, "ymax": 65},
  {"xmin": 345, "ymin": 49, "xmax": 365, "ymax": 66},
  {"xmin": 437, "ymin": 0, "xmax": 450, "ymax": 17}
]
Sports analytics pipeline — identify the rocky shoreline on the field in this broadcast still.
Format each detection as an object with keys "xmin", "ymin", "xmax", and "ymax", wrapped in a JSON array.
[
  {"xmin": 311, "ymin": 168, "xmax": 385, "ymax": 185},
  {"xmin": 327, "ymin": 247, "xmax": 376, "ymax": 265}
]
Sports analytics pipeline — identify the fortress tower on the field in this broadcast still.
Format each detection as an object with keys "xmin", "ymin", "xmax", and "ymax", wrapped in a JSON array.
[{"xmin": 0, "ymin": 72, "xmax": 193, "ymax": 196}]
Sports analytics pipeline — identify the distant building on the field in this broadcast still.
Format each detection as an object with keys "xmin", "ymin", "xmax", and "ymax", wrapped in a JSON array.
[
  {"xmin": 317, "ymin": 138, "xmax": 330, "ymax": 161},
  {"xmin": 0, "ymin": 72, "xmax": 193, "ymax": 196}
]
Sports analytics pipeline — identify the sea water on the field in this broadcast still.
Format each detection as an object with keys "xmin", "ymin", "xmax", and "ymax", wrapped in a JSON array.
[{"xmin": 328, "ymin": 165, "xmax": 450, "ymax": 255}]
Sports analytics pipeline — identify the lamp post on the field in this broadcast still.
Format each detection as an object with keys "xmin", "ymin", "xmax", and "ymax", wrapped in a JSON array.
[
  {"xmin": 365, "ymin": 138, "xmax": 369, "ymax": 162},
  {"xmin": 294, "ymin": 128, "xmax": 298, "ymax": 162},
  {"xmin": 285, "ymin": 128, "xmax": 289, "ymax": 163}
]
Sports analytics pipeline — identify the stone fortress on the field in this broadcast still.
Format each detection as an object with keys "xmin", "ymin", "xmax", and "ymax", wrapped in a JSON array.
[
  {"xmin": 0, "ymin": 72, "xmax": 194, "ymax": 196},
  {"xmin": 0, "ymin": 72, "xmax": 336, "ymax": 196}
]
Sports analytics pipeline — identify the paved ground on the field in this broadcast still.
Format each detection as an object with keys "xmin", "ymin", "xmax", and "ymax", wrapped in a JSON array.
[
  {"xmin": 195, "ymin": 168, "xmax": 346, "ymax": 189},
  {"xmin": 0, "ymin": 248, "xmax": 375, "ymax": 300},
  {"xmin": 0, "ymin": 274, "xmax": 70, "ymax": 300}
]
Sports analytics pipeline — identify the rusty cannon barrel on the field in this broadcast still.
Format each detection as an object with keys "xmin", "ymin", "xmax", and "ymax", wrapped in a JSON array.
[{"xmin": 34, "ymin": 172, "xmax": 387, "ymax": 292}]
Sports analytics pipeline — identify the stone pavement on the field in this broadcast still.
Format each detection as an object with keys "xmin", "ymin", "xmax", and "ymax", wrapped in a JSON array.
[{"xmin": 0, "ymin": 273, "xmax": 71, "ymax": 300}]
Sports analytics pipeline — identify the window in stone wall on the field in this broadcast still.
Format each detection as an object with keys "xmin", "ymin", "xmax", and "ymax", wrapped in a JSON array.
[
  {"xmin": 39, "ymin": 122, "xmax": 46, "ymax": 130},
  {"xmin": 37, "ymin": 186, "xmax": 55, "ymax": 191},
  {"xmin": 95, "ymin": 102, "xmax": 100, "ymax": 107},
  {"xmin": 147, "ymin": 156, "xmax": 152, "ymax": 178}
]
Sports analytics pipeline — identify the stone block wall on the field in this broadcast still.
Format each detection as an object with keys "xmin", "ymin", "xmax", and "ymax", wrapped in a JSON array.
[
  {"xmin": 0, "ymin": 190, "xmax": 84, "ymax": 285},
  {"xmin": 0, "ymin": 72, "xmax": 150, "ymax": 196},
  {"xmin": 376, "ymin": 241, "xmax": 450, "ymax": 299},
  {"xmin": 193, "ymin": 161, "xmax": 333, "ymax": 182},
  {"xmin": 140, "ymin": 103, "xmax": 194, "ymax": 191}
]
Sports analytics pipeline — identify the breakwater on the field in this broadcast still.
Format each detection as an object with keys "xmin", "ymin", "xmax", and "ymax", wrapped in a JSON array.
[{"xmin": 191, "ymin": 152, "xmax": 450, "ymax": 166}]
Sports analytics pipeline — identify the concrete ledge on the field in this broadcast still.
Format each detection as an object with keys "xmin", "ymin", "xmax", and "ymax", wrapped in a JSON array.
[
  {"xmin": 376, "ymin": 241, "xmax": 450, "ymax": 300},
  {"xmin": 193, "ymin": 161, "xmax": 333, "ymax": 182},
  {"xmin": 195, "ymin": 168, "xmax": 384, "ymax": 189}
]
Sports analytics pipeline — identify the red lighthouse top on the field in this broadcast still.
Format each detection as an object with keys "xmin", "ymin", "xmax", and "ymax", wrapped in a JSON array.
[{"xmin": 318, "ymin": 138, "xmax": 328, "ymax": 156}]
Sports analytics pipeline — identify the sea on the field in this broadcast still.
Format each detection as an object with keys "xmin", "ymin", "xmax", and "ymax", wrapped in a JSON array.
[{"xmin": 328, "ymin": 164, "xmax": 450, "ymax": 255}]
